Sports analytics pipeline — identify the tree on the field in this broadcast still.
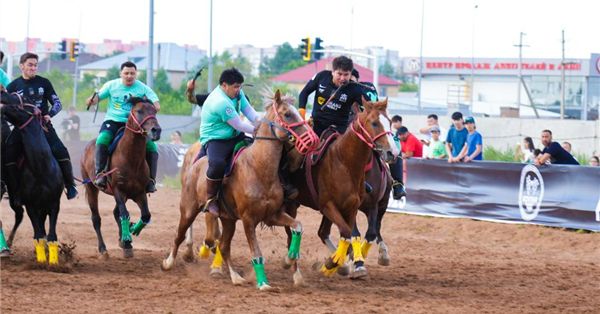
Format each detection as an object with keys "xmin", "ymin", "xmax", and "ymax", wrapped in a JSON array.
[
  {"xmin": 379, "ymin": 61, "xmax": 396, "ymax": 79},
  {"xmin": 259, "ymin": 42, "xmax": 303, "ymax": 77}
]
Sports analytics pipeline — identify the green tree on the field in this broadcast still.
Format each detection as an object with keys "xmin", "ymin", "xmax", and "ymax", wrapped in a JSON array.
[
  {"xmin": 259, "ymin": 42, "xmax": 303, "ymax": 77},
  {"xmin": 379, "ymin": 61, "xmax": 395, "ymax": 78}
]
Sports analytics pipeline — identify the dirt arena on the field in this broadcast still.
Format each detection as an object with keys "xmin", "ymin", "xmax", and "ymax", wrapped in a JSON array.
[{"xmin": 1, "ymin": 187, "xmax": 598, "ymax": 313}]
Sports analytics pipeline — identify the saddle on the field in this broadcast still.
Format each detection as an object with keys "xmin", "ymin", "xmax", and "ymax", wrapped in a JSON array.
[{"xmin": 193, "ymin": 136, "xmax": 253, "ymax": 177}]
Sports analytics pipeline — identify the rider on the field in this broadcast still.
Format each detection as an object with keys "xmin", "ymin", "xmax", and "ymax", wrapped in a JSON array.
[
  {"xmin": 0, "ymin": 51, "xmax": 9, "ymax": 89},
  {"xmin": 6, "ymin": 52, "xmax": 78, "ymax": 203},
  {"xmin": 86, "ymin": 61, "xmax": 161, "ymax": 192},
  {"xmin": 196, "ymin": 68, "xmax": 259, "ymax": 217},
  {"xmin": 298, "ymin": 56, "xmax": 364, "ymax": 137}
]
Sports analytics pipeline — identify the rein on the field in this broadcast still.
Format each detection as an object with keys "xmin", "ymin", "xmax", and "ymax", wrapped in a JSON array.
[
  {"xmin": 126, "ymin": 111, "xmax": 157, "ymax": 136},
  {"xmin": 9, "ymin": 93, "xmax": 48, "ymax": 132}
]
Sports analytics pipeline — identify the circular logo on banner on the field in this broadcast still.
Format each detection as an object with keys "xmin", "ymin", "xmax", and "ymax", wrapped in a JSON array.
[
  {"xmin": 518, "ymin": 164, "xmax": 545, "ymax": 221},
  {"xmin": 596, "ymin": 57, "xmax": 600, "ymax": 74}
]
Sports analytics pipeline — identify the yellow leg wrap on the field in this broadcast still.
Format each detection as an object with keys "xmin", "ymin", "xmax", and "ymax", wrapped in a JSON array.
[
  {"xmin": 361, "ymin": 240, "xmax": 374, "ymax": 259},
  {"xmin": 34, "ymin": 239, "xmax": 47, "ymax": 264},
  {"xmin": 198, "ymin": 243, "xmax": 211, "ymax": 259},
  {"xmin": 351, "ymin": 237, "xmax": 364, "ymax": 263},
  {"xmin": 48, "ymin": 241, "xmax": 59, "ymax": 265},
  {"xmin": 320, "ymin": 238, "xmax": 350, "ymax": 276},
  {"xmin": 210, "ymin": 244, "xmax": 223, "ymax": 269}
]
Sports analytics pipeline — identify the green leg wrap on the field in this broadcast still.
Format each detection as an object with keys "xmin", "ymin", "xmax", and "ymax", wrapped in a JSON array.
[
  {"xmin": 131, "ymin": 220, "xmax": 147, "ymax": 236},
  {"xmin": 251, "ymin": 257, "xmax": 269, "ymax": 288},
  {"xmin": 0, "ymin": 229, "xmax": 9, "ymax": 251},
  {"xmin": 287, "ymin": 230, "xmax": 302, "ymax": 259},
  {"xmin": 120, "ymin": 217, "xmax": 132, "ymax": 242}
]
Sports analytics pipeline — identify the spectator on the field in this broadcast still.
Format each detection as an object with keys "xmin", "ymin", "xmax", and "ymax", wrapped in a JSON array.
[
  {"xmin": 398, "ymin": 126, "xmax": 423, "ymax": 158},
  {"xmin": 515, "ymin": 136, "xmax": 536, "ymax": 163},
  {"xmin": 426, "ymin": 125, "xmax": 447, "ymax": 159},
  {"xmin": 389, "ymin": 115, "xmax": 405, "ymax": 199},
  {"xmin": 561, "ymin": 141, "xmax": 572, "ymax": 153},
  {"xmin": 170, "ymin": 130, "xmax": 184, "ymax": 145},
  {"xmin": 589, "ymin": 156, "xmax": 599, "ymax": 167},
  {"xmin": 535, "ymin": 130, "xmax": 579, "ymax": 166},
  {"xmin": 418, "ymin": 114, "xmax": 447, "ymax": 146},
  {"xmin": 445, "ymin": 111, "xmax": 468, "ymax": 162},
  {"xmin": 61, "ymin": 106, "xmax": 80, "ymax": 141},
  {"xmin": 456, "ymin": 116, "xmax": 482, "ymax": 162}
]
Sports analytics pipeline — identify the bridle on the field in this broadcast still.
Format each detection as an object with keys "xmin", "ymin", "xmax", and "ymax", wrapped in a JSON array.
[
  {"xmin": 5, "ymin": 92, "xmax": 46, "ymax": 131},
  {"xmin": 125, "ymin": 105, "xmax": 158, "ymax": 136},
  {"xmin": 253, "ymin": 101, "xmax": 319, "ymax": 155},
  {"xmin": 350, "ymin": 109, "xmax": 392, "ymax": 150}
]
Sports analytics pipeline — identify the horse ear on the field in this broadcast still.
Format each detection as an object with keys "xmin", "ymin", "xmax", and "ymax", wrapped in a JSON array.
[{"xmin": 274, "ymin": 89, "xmax": 282, "ymax": 104}]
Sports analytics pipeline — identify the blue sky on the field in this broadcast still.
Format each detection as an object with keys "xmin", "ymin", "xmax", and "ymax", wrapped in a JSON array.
[{"xmin": 1, "ymin": 0, "xmax": 598, "ymax": 58}]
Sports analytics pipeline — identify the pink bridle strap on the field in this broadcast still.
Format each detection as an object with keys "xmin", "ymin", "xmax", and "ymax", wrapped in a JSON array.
[
  {"xmin": 271, "ymin": 102, "xmax": 319, "ymax": 154},
  {"xmin": 350, "ymin": 116, "xmax": 391, "ymax": 149},
  {"xmin": 126, "ymin": 112, "xmax": 157, "ymax": 135}
]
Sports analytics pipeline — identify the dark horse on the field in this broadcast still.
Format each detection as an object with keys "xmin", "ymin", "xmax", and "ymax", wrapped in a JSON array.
[
  {"xmin": 162, "ymin": 90, "xmax": 319, "ymax": 291},
  {"xmin": 1, "ymin": 98, "xmax": 64, "ymax": 265},
  {"xmin": 80, "ymin": 97, "xmax": 161, "ymax": 258},
  {"xmin": 284, "ymin": 98, "xmax": 398, "ymax": 279}
]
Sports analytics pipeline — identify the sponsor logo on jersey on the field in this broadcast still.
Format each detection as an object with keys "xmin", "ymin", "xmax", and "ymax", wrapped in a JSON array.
[
  {"xmin": 225, "ymin": 107, "xmax": 234, "ymax": 115},
  {"xmin": 318, "ymin": 84, "xmax": 326, "ymax": 93},
  {"xmin": 38, "ymin": 87, "xmax": 44, "ymax": 96},
  {"xmin": 317, "ymin": 96, "xmax": 326, "ymax": 105},
  {"xmin": 340, "ymin": 93, "xmax": 347, "ymax": 102}
]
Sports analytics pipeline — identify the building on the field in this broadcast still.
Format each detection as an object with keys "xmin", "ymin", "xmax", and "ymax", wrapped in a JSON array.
[
  {"xmin": 400, "ymin": 55, "xmax": 600, "ymax": 120},
  {"xmin": 224, "ymin": 44, "xmax": 278, "ymax": 75},
  {"xmin": 271, "ymin": 57, "xmax": 401, "ymax": 97},
  {"xmin": 79, "ymin": 43, "xmax": 206, "ymax": 87}
]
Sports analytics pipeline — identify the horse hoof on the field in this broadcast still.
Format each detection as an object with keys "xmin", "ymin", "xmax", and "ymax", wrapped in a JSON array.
[
  {"xmin": 230, "ymin": 273, "xmax": 246, "ymax": 286},
  {"xmin": 378, "ymin": 256, "xmax": 390, "ymax": 266},
  {"xmin": 123, "ymin": 248, "xmax": 134, "ymax": 258},
  {"xmin": 293, "ymin": 272, "xmax": 304, "ymax": 287},
  {"xmin": 98, "ymin": 251, "xmax": 109, "ymax": 260},
  {"xmin": 0, "ymin": 250, "xmax": 11, "ymax": 258},
  {"xmin": 182, "ymin": 251, "xmax": 195, "ymax": 263},
  {"xmin": 336, "ymin": 264, "xmax": 350, "ymax": 276},
  {"xmin": 281, "ymin": 256, "xmax": 292, "ymax": 270},
  {"xmin": 210, "ymin": 268, "xmax": 224, "ymax": 278},
  {"xmin": 350, "ymin": 266, "xmax": 368, "ymax": 280},
  {"xmin": 258, "ymin": 284, "xmax": 274, "ymax": 292}
]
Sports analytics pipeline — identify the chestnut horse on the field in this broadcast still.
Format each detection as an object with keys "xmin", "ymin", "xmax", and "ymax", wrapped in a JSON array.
[
  {"xmin": 1, "ymin": 100, "xmax": 64, "ymax": 265},
  {"xmin": 284, "ymin": 98, "xmax": 399, "ymax": 278},
  {"xmin": 162, "ymin": 90, "xmax": 319, "ymax": 291},
  {"xmin": 315, "ymin": 154, "xmax": 394, "ymax": 277},
  {"xmin": 80, "ymin": 98, "xmax": 161, "ymax": 258}
]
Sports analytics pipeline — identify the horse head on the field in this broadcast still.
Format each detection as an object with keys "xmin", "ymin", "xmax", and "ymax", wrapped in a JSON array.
[
  {"xmin": 126, "ymin": 97, "xmax": 161, "ymax": 141},
  {"xmin": 1, "ymin": 99, "xmax": 43, "ymax": 132},
  {"xmin": 263, "ymin": 89, "xmax": 319, "ymax": 155},
  {"xmin": 352, "ymin": 97, "xmax": 399, "ymax": 163}
]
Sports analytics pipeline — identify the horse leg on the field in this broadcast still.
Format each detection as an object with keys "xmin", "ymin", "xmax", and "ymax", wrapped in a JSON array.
[
  {"xmin": 132, "ymin": 195, "xmax": 151, "ymax": 237},
  {"xmin": 375, "ymin": 202, "xmax": 390, "ymax": 266},
  {"xmin": 242, "ymin": 220, "xmax": 271, "ymax": 291},
  {"xmin": 47, "ymin": 201, "xmax": 60, "ymax": 265},
  {"xmin": 161, "ymin": 201, "xmax": 201, "ymax": 271},
  {"xmin": 319, "ymin": 202, "xmax": 355, "ymax": 277},
  {"xmin": 182, "ymin": 226, "xmax": 194, "ymax": 263},
  {"xmin": 0, "ymin": 220, "xmax": 10, "ymax": 257},
  {"xmin": 199, "ymin": 213, "xmax": 221, "ymax": 260},
  {"xmin": 26, "ymin": 207, "xmax": 47, "ymax": 264},
  {"xmin": 266, "ymin": 211, "xmax": 304, "ymax": 287},
  {"xmin": 317, "ymin": 216, "xmax": 337, "ymax": 253},
  {"xmin": 86, "ymin": 184, "xmax": 108, "ymax": 258},
  {"xmin": 114, "ymin": 192, "xmax": 133, "ymax": 258},
  {"xmin": 7, "ymin": 203, "xmax": 24, "ymax": 248},
  {"xmin": 218, "ymin": 218, "xmax": 245, "ymax": 284}
]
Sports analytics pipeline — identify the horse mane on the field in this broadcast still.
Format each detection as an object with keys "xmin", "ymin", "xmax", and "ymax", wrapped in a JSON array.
[
  {"xmin": 260, "ymin": 87, "xmax": 296, "ymax": 111},
  {"xmin": 128, "ymin": 96, "xmax": 149, "ymax": 105}
]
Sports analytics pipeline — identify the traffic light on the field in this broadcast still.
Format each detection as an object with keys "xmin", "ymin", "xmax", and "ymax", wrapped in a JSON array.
[
  {"xmin": 69, "ymin": 41, "xmax": 80, "ymax": 62},
  {"xmin": 300, "ymin": 37, "xmax": 311, "ymax": 61},
  {"xmin": 314, "ymin": 37, "xmax": 324, "ymax": 60},
  {"xmin": 59, "ymin": 40, "xmax": 67, "ymax": 60}
]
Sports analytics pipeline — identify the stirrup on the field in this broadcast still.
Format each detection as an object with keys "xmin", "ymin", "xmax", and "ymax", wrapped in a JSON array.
[{"xmin": 94, "ymin": 171, "xmax": 108, "ymax": 188}]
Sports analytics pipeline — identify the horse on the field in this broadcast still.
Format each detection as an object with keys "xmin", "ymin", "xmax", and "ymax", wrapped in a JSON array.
[
  {"xmin": 315, "ymin": 154, "xmax": 394, "ymax": 276},
  {"xmin": 162, "ymin": 90, "xmax": 319, "ymax": 291},
  {"xmin": 0, "ymin": 99, "xmax": 64, "ymax": 265},
  {"xmin": 80, "ymin": 97, "xmax": 161, "ymax": 258},
  {"xmin": 283, "ymin": 97, "xmax": 398, "ymax": 279}
]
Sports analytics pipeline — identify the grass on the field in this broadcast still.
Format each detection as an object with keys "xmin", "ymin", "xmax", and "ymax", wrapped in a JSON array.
[
  {"xmin": 161, "ymin": 174, "xmax": 182, "ymax": 190},
  {"xmin": 483, "ymin": 146, "xmax": 518, "ymax": 162}
]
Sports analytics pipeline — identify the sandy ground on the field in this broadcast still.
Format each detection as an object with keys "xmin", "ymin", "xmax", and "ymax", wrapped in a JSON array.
[{"xmin": 1, "ymin": 187, "xmax": 599, "ymax": 314}]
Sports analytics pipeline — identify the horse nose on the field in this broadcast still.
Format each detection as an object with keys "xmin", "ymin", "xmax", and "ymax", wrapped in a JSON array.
[{"xmin": 152, "ymin": 127, "xmax": 162, "ymax": 141}]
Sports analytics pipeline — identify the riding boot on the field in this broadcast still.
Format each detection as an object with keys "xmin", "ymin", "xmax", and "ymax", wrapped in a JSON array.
[
  {"xmin": 205, "ymin": 178, "xmax": 222, "ymax": 217},
  {"xmin": 392, "ymin": 180, "xmax": 407, "ymax": 200},
  {"xmin": 58, "ymin": 160, "xmax": 78, "ymax": 199},
  {"xmin": 145, "ymin": 151, "xmax": 159, "ymax": 193},
  {"xmin": 94, "ymin": 144, "xmax": 109, "ymax": 189},
  {"xmin": 5, "ymin": 164, "xmax": 21, "ymax": 207}
]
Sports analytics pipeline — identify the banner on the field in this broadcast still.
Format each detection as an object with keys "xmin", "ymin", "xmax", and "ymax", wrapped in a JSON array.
[{"xmin": 388, "ymin": 159, "xmax": 600, "ymax": 232}]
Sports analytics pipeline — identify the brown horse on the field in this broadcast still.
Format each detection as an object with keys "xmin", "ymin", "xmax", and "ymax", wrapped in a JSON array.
[
  {"xmin": 162, "ymin": 90, "xmax": 319, "ymax": 291},
  {"xmin": 315, "ymin": 154, "xmax": 394, "ymax": 277},
  {"xmin": 284, "ymin": 98, "xmax": 399, "ymax": 278},
  {"xmin": 80, "ymin": 98, "xmax": 161, "ymax": 258}
]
